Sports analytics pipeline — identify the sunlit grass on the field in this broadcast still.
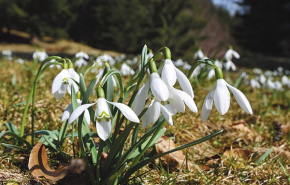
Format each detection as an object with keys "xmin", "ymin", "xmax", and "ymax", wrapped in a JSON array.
[{"xmin": 1, "ymin": 58, "xmax": 290, "ymax": 184}]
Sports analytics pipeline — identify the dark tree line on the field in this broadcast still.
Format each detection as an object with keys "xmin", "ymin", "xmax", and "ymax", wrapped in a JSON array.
[{"xmin": 234, "ymin": 0, "xmax": 290, "ymax": 56}]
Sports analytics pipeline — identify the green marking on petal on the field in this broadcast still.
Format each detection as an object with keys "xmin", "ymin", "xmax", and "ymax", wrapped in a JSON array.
[{"xmin": 63, "ymin": 78, "xmax": 69, "ymax": 84}]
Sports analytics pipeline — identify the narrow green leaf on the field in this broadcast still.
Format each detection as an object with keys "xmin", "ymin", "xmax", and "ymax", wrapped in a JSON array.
[
  {"xmin": 0, "ymin": 131, "xmax": 32, "ymax": 150},
  {"xmin": 256, "ymin": 147, "xmax": 273, "ymax": 165},
  {"xmin": 4, "ymin": 122, "xmax": 19, "ymax": 135},
  {"xmin": 1, "ymin": 143, "xmax": 29, "ymax": 152},
  {"xmin": 279, "ymin": 161, "xmax": 290, "ymax": 182}
]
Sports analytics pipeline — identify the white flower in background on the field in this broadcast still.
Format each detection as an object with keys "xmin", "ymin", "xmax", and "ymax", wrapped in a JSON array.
[
  {"xmin": 224, "ymin": 60, "xmax": 236, "ymax": 71},
  {"xmin": 190, "ymin": 65, "xmax": 201, "ymax": 78},
  {"xmin": 120, "ymin": 63, "xmax": 135, "ymax": 76},
  {"xmin": 240, "ymin": 72, "xmax": 248, "ymax": 80},
  {"xmin": 160, "ymin": 59, "xmax": 194, "ymax": 97},
  {"xmin": 201, "ymin": 79, "xmax": 253, "ymax": 122},
  {"xmin": 2, "ymin": 50, "xmax": 12, "ymax": 60},
  {"xmin": 74, "ymin": 51, "xmax": 89, "ymax": 67},
  {"xmin": 272, "ymin": 71, "xmax": 279, "ymax": 76},
  {"xmin": 126, "ymin": 57, "xmax": 138, "ymax": 65},
  {"xmin": 264, "ymin": 70, "xmax": 272, "ymax": 77},
  {"xmin": 253, "ymin": 68, "xmax": 262, "ymax": 74},
  {"xmin": 277, "ymin": 67, "xmax": 283, "ymax": 73},
  {"xmin": 285, "ymin": 70, "xmax": 290, "ymax": 75},
  {"xmin": 207, "ymin": 69, "xmax": 215, "ymax": 80},
  {"xmin": 182, "ymin": 62, "xmax": 191, "ymax": 70},
  {"xmin": 250, "ymin": 79, "xmax": 261, "ymax": 89},
  {"xmin": 194, "ymin": 49, "xmax": 205, "ymax": 59},
  {"xmin": 282, "ymin": 75, "xmax": 289, "ymax": 85},
  {"xmin": 214, "ymin": 60, "xmax": 223, "ymax": 69},
  {"xmin": 68, "ymin": 97, "xmax": 139, "ymax": 141},
  {"xmin": 62, "ymin": 99, "xmax": 90, "ymax": 124},
  {"xmin": 95, "ymin": 54, "xmax": 115, "ymax": 66},
  {"xmin": 146, "ymin": 53, "xmax": 154, "ymax": 62},
  {"xmin": 266, "ymin": 77, "xmax": 276, "ymax": 90},
  {"xmin": 225, "ymin": 48, "xmax": 240, "ymax": 61},
  {"xmin": 224, "ymin": 47, "xmax": 239, "ymax": 71},
  {"xmin": 15, "ymin": 58, "xmax": 24, "ymax": 64},
  {"xmin": 33, "ymin": 49, "xmax": 48, "ymax": 62},
  {"xmin": 133, "ymin": 73, "xmax": 169, "ymax": 116},
  {"xmin": 51, "ymin": 64, "xmax": 79, "ymax": 100},
  {"xmin": 49, "ymin": 59, "xmax": 61, "ymax": 69},
  {"xmin": 259, "ymin": 74, "xmax": 267, "ymax": 85},
  {"xmin": 274, "ymin": 81, "xmax": 283, "ymax": 91},
  {"xmin": 173, "ymin": 59, "xmax": 184, "ymax": 67},
  {"xmin": 115, "ymin": 54, "xmax": 126, "ymax": 63}
]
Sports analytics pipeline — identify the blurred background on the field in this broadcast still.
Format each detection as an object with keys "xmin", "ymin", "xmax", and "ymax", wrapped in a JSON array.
[{"xmin": 0, "ymin": 0, "xmax": 289, "ymax": 69}]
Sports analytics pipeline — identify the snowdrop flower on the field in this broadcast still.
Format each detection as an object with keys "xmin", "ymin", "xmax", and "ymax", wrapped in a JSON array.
[
  {"xmin": 173, "ymin": 59, "xmax": 184, "ymax": 67},
  {"xmin": 160, "ymin": 59, "xmax": 194, "ymax": 97},
  {"xmin": 96, "ymin": 54, "xmax": 115, "ymax": 66},
  {"xmin": 259, "ymin": 74, "xmax": 267, "ymax": 85},
  {"xmin": 2, "ymin": 50, "xmax": 12, "ymax": 60},
  {"xmin": 120, "ymin": 63, "xmax": 135, "ymax": 76},
  {"xmin": 250, "ymin": 79, "xmax": 261, "ymax": 89},
  {"xmin": 207, "ymin": 69, "xmax": 215, "ymax": 80},
  {"xmin": 74, "ymin": 51, "xmax": 89, "ymax": 67},
  {"xmin": 274, "ymin": 81, "xmax": 283, "ymax": 91},
  {"xmin": 264, "ymin": 70, "xmax": 272, "ymax": 77},
  {"xmin": 224, "ymin": 60, "xmax": 236, "ymax": 71},
  {"xmin": 201, "ymin": 68, "xmax": 253, "ymax": 122},
  {"xmin": 225, "ymin": 47, "xmax": 240, "ymax": 61},
  {"xmin": 51, "ymin": 62, "xmax": 79, "ymax": 100},
  {"xmin": 68, "ymin": 62, "xmax": 80, "ymax": 83},
  {"xmin": 253, "ymin": 68, "xmax": 262, "ymax": 75},
  {"xmin": 141, "ymin": 99, "xmax": 174, "ymax": 128},
  {"xmin": 182, "ymin": 62, "xmax": 191, "ymax": 70},
  {"xmin": 194, "ymin": 48, "xmax": 205, "ymax": 59},
  {"xmin": 15, "ymin": 58, "xmax": 24, "ymax": 64},
  {"xmin": 282, "ymin": 75, "xmax": 289, "ymax": 85},
  {"xmin": 68, "ymin": 87, "xmax": 139, "ymax": 141},
  {"xmin": 126, "ymin": 57, "xmax": 138, "ymax": 65},
  {"xmin": 33, "ymin": 49, "xmax": 48, "ymax": 62},
  {"xmin": 62, "ymin": 92, "xmax": 90, "ymax": 124},
  {"xmin": 133, "ymin": 72, "xmax": 169, "ymax": 116},
  {"xmin": 214, "ymin": 60, "xmax": 223, "ymax": 69},
  {"xmin": 266, "ymin": 77, "xmax": 276, "ymax": 90}
]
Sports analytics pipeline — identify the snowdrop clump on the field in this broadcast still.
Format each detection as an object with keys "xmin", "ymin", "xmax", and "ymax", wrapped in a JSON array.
[
  {"xmin": 33, "ymin": 49, "xmax": 48, "ymax": 62},
  {"xmin": 74, "ymin": 51, "xmax": 89, "ymax": 67},
  {"xmin": 224, "ymin": 47, "xmax": 239, "ymax": 71}
]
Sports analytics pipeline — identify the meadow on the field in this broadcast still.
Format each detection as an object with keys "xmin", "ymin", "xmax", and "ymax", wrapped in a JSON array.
[{"xmin": 0, "ymin": 48, "xmax": 290, "ymax": 184}]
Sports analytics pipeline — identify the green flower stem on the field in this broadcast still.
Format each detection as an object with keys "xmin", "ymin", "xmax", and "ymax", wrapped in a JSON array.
[
  {"xmin": 215, "ymin": 67, "xmax": 223, "ymax": 79},
  {"xmin": 149, "ymin": 59, "xmax": 157, "ymax": 74},
  {"xmin": 20, "ymin": 56, "xmax": 61, "ymax": 140},
  {"xmin": 187, "ymin": 61, "xmax": 201, "ymax": 78},
  {"xmin": 163, "ymin": 47, "xmax": 171, "ymax": 59},
  {"xmin": 96, "ymin": 139, "xmax": 104, "ymax": 184},
  {"xmin": 97, "ymin": 87, "xmax": 105, "ymax": 98},
  {"xmin": 130, "ymin": 118, "xmax": 166, "ymax": 168},
  {"xmin": 72, "ymin": 121, "xmax": 76, "ymax": 158}
]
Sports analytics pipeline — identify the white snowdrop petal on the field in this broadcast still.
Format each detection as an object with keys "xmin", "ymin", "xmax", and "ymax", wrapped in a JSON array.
[
  {"xmin": 133, "ymin": 82, "xmax": 149, "ymax": 115},
  {"xmin": 84, "ymin": 110, "xmax": 91, "ymax": 124},
  {"xmin": 96, "ymin": 119, "xmax": 112, "ymax": 141},
  {"xmin": 168, "ymin": 87, "xmax": 185, "ymax": 113},
  {"xmin": 150, "ymin": 73, "xmax": 169, "ymax": 101},
  {"xmin": 107, "ymin": 100, "xmax": 140, "ymax": 123},
  {"xmin": 52, "ymin": 70, "xmax": 66, "ymax": 94},
  {"xmin": 175, "ymin": 66, "xmax": 194, "ymax": 98},
  {"xmin": 160, "ymin": 104, "xmax": 173, "ymax": 125},
  {"xmin": 180, "ymin": 91, "xmax": 198, "ymax": 113},
  {"xmin": 201, "ymin": 89, "xmax": 215, "ymax": 122},
  {"xmin": 214, "ymin": 79, "xmax": 230, "ymax": 115},
  {"xmin": 62, "ymin": 104, "xmax": 73, "ymax": 121},
  {"xmin": 226, "ymin": 83, "xmax": 253, "ymax": 115},
  {"xmin": 149, "ymin": 100, "xmax": 161, "ymax": 124},
  {"xmin": 162, "ymin": 59, "xmax": 176, "ymax": 86},
  {"xmin": 68, "ymin": 103, "xmax": 96, "ymax": 124}
]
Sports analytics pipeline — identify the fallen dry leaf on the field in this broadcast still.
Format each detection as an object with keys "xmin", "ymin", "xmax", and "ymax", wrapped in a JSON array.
[
  {"xmin": 28, "ymin": 142, "xmax": 69, "ymax": 181},
  {"xmin": 223, "ymin": 147, "xmax": 255, "ymax": 160},
  {"xmin": 155, "ymin": 136, "xmax": 194, "ymax": 170}
]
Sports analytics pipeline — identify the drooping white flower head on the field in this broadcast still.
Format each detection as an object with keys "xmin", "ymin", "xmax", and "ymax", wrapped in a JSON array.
[
  {"xmin": 274, "ymin": 81, "xmax": 283, "ymax": 91},
  {"xmin": 224, "ymin": 60, "xmax": 236, "ymax": 71},
  {"xmin": 2, "ymin": 50, "xmax": 12, "ymax": 60},
  {"xmin": 15, "ymin": 58, "xmax": 24, "ymax": 64},
  {"xmin": 281, "ymin": 75, "xmax": 289, "ymax": 85},
  {"xmin": 259, "ymin": 74, "xmax": 267, "ymax": 85},
  {"xmin": 253, "ymin": 68, "xmax": 262, "ymax": 75},
  {"xmin": 214, "ymin": 60, "xmax": 223, "ymax": 69},
  {"xmin": 74, "ymin": 51, "xmax": 89, "ymax": 67},
  {"xmin": 95, "ymin": 54, "xmax": 115, "ymax": 66},
  {"xmin": 173, "ymin": 59, "xmax": 184, "ymax": 67},
  {"xmin": 120, "ymin": 63, "xmax": 135, "ymax": 76},
  {"xmin": 201, "ymin": 77, "xmax": 253, "ymax": 122},
  {"xmin": 194, "ymin": 49, "xmax": 205, "ymax": 59},
  {"xmin": 250, "ymin": 79, "xmax": 261, "ymax": 89},
  {"xmin": 225, "ymin": 48, "xmax": 240, "ymax": 61},
  {"xmin": 267, "ymin": 77, "xmax": 276, "ymax": 90},
  {"xmin": 182, "ymin": 62, "xmax": 191, "ymax": 70},
  {"xmin": 207, "ymin": 69, "xmax": 215, "ymax": 80},
  {"xmin": 68, "ymin": 95, "xmax": 139, "ymax": 141},
  {"xmin": 51, "ymin": 63, "xmax": 79, "ymax": 100},
  {"xmin": 33, "ymin": 49, "xmax": 48, "ymax": 62},
  {"xmin": 160, "ymin": 59, "xmax": 194, "ymax": 98},
  {"xmin": 49, "ymin": 59, "xmax": 61, "ymax": 69}
]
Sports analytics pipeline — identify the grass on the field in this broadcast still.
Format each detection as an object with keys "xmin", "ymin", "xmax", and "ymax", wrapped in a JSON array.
[{"xmin": 1, "ymin": 57, "xmax": 290, "ymax": 184}]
